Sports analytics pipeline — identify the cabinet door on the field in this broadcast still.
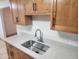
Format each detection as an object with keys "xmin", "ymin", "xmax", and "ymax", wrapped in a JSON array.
[
  {"xmin": 18, "ymin": 0, "xmax": 32, "ymax": 25},
  {"xmin": 7, "ymin": 44, "xmax": 21, "ymax": 59},
  {"xmin": 6, "ymin": 43, "xmax": 33, "ymax": 59},
  {"xmin": 18, "ymin": 50, "xmax": 33, "ymax": 59},
  {"xmin": 24, "ymin": 0, "xmax": 34, "ymax": 15},
  {"xmin": 17, "ymin": 0, "xmax": 26, "ymax": 25},
  {"xmin": 70, "ymin": 0, "xmax": 78, "ymax": 32},
  {"xmin": 35, "ymin": 0, "xmax": 52, "ymax": 15},
  {"xmin": 54, "ymin": 0, "xmax": 67, "ymax": 31},
  {"xmin": 10, "ymin": 0, "xmax": 19, "ymax": 24},
  {"xmin": 51, "ymin": 0, "xmax": 78, "ymax": 33},
  {"xmin": 6, "ymin": 44, "xmax": 14, "ymax": 59}
]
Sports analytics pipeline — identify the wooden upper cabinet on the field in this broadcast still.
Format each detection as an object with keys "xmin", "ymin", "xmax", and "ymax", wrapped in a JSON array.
[
  {"xmin": 23, "ymin": 0, "xmax": 52, "ymax": 15},
  {"xmin": 51, "ymin": 0, "xmax": 78, "ymax": 34},
  {"xmin": 10, "ymin": 0, "xmax": 32, "ymax": 25}
]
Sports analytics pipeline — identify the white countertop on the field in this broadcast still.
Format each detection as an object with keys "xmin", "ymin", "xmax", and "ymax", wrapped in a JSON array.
[{"xmin": 1, "ymin": 33, "xmax": 78, "ymax": 59}]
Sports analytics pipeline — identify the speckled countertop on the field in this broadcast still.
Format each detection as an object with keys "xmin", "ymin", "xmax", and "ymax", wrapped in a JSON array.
[{"xmin": 0, "ymin": 32, "xmax": 78, "ymax": 59}]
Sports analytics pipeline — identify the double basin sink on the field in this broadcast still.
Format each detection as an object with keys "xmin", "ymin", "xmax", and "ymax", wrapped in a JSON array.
[{"xmin": 21, "ymin": 40, "xmax": 50, "ymax": 55}]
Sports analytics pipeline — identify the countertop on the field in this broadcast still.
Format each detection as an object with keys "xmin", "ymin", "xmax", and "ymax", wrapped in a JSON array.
[{"xmin": 0, "ymin": 32, "xmax": 78, "ymax": 59}]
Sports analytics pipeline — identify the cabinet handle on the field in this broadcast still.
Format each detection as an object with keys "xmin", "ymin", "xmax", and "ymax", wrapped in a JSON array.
[
  {"xmin": 10, "ymin": 51, "xmax": 14, "ymax": 58},
  {"xmin": 53, "ymin": 17, "xmax": 56, "ymax": 25},
  {"xmin": 16, "ymin": 17, "xmax": 19, "ymax": 22},
  {"xmin": 33, "ymin": 3, "xmax": 37, "ymax": 11},
  {"xmin": 52, "ymin": 0, "xmax": 57, "ymax": 28}
]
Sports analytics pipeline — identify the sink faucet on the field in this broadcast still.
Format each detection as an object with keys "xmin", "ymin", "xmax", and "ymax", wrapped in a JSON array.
[{"xmin": 35, "ymin": 29, "xmax": 44, "ymax": 42}]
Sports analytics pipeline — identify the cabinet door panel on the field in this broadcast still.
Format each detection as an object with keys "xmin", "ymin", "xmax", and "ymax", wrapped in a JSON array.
[
  {"xmin": 10, "ymin": 0, "xmax": 18, "ymax": 23},
  {"xmin": 13, "ymin": 47, "xmax": 33, "ymax": 59},
  {"xmin": 6, "ymin": 43, "xmax": 33, "ymax": 59},
  {"xmin": 19, "ymin": 50, "xmax": 33, "ymax": 59},
  {"xmin": 6, "ymin": 44, "xmax": 14, "ymax": 59},
  {"xmin": 65, "ymin": 0, "xmax": 73, "ymax": 26},
  {"xmin": 35, "ymin": 0, "xmax": 52, "ymax": 15},
  {"xmin": 24, "ymin": 0, "xmax": 34, "ymax": 15},
  {"xmin": 71, "ymin": 0, "xmax": 78, "ymax": 27},
  {"xmin": 56, "ymin": 0, "xmax": 65, "ymax": 26},
  {"xmin": 17, "ymin": 0, "xmax": 26, "ymax": 24}
]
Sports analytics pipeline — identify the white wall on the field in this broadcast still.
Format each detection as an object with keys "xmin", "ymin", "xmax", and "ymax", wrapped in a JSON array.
[
  {"xmin": 0, "ymin": 10, "xmax": 5, "ymax": 38},
  {"xmin": 0, "ymin": 14, "xmax": 3, "ymax": 34},
  {"xmin": 0, "ymin": 0, "xmax": 9, "ymax": 8},
  {"xmin": 16, "ymin": 15, "xmax": 78, "ymax": 46}
]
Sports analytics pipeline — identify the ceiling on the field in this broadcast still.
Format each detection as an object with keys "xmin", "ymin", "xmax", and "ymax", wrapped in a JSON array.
[{"xmin": 0, "ymin": 0, "xmax": 9, "ymax": 8}]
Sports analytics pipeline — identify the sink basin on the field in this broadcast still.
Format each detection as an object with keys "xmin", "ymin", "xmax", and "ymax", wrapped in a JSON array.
[{"xmin": 21, "ymin": 40, "xmax": 50, "ymax": 55}]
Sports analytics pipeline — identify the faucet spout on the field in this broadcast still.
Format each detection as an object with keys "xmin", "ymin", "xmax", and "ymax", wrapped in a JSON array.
[{"xmin": 35, "ymin": 29, "xmax": 44, "ymax": 42}]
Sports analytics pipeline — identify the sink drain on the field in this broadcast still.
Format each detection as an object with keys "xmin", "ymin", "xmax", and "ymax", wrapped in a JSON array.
[{"xmin": 35, "ymin": 51, "xmax": 39, "ymax": 53}]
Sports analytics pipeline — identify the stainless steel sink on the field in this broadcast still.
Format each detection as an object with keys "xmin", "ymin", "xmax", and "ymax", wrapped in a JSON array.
[{"xmin": 21, "ymin": 40, "xmax": 50, "ymax": 55}]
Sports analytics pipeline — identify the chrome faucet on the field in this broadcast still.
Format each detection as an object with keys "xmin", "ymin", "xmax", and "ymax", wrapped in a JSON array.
[{"xmin": 35, "ymin": 29, "xmax": 44, "ymax": 42}]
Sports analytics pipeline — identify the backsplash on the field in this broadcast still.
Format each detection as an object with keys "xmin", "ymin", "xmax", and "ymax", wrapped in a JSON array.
[
  {"xmin": 17, "ymin": 15, "xmax": 50, "ymax": 34},
  {"xmin": 32, "ymin": 16, "xmax": 50, "ymax": 33},
  {"xmin": 16, "ymin": 15, "xmax": 78, "ymax": 46}
]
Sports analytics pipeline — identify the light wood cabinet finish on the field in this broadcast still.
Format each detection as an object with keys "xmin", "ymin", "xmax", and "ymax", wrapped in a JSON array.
[
  {"xmin": 51, "ymin": 0, "xmax": 78, "ymax": 34},
  {"xmin": 9, "ymin": 0, "xmax": 78, "ymax": 33},
  {"xmin": 9, "ymin": 0, "xmax": 18, "ymax": 24},
  {"xmin": 6, "ymin": 43, "xmax": 33, "ymax": 59},
  {"xmin": 23, "ymin": 0, "xmax": 52, "ymax": 15},
  {"xmin": 10, "ymin": 0, "xmax": 32, "ymax": 25},
  {"xmin": 9, "ymin": 0, "xmax": 52, "ymax": 25},
  {"xmin": 23, "ymin": 0, "xmax": 34, "ymax": 15},
  {"xmin": 34, "ymin": 0, "xmax": 52, "ymax": 15}
]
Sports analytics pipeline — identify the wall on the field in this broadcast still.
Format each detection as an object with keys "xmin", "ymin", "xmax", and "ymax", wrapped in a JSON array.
[
  {"xmin": 0, "ymin": 9, "xmax": 5, "ymax": 38},
  {"xmin": 0, "ymin": 11, "xmax": 3, "ymax": 34},
  {"xmin": 0, "ymin": 13, "xmax": 4, "ymax": 35},
  {"xmin": 17, "ymin": 15, "xmax": 78, "ymax": 47},
  {"xmin": 0, "ymin": 0, "xmax": 9, "ymax": 8}
]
